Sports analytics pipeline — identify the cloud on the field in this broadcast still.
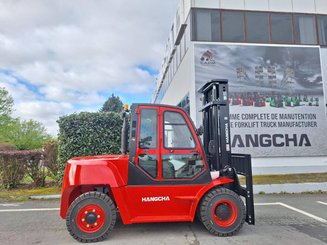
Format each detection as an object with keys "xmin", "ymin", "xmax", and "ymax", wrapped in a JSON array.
[
  {"xmin": 14, "ymin": 101, "xmax": 75, "ymax": 135},
  {"xmin": 0, "ymin": 0, "xmax": 178, "ymax": 135}
]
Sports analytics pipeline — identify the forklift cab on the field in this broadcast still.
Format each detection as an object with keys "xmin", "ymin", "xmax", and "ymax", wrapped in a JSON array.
[{"xmin": 126, "ymin": 104, "xmax": 211, "ymax": 185}]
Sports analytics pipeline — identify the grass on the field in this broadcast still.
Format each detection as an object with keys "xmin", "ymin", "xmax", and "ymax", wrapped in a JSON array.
[
  {"xmin": 21, "ymin": 175, "xmax": 56, "ymax": 184},
  {"xmin": 240, "ymin": 172, "xmax": 327, "ymax": 185},
  {"xmin": 0, "ymin": 182, "xmax": 61, "ymax": 201},
  {"xmin": 0, "ymin": 174, "xmax": 61, "ymax": 201}
]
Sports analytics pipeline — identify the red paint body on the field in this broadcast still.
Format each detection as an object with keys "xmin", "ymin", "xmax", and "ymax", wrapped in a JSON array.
[
  {"xmin": 60, "ymin": 155, "xmax": 233, "ymax": 224},
  {"xmin": 60, "ymin": 105, "xmax": 234, "ymax": 225}
]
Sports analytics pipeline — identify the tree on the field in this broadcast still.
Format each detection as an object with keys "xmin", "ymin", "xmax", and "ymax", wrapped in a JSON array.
[
  {"xmin": 100, "ymin": 94, "xmax": 123, "ymax": 113},
  {"xmin": 0, "ymin": 88, "xmax": 51, "ymax": 149},
  {"xmin": 0, "ymin": 87, "xmax": 14, "ymax": 117},
  {"xmin": 6, "ymin": 119, "xmax": 51, "ymax": 150},
  {"xmin": 0, "ymin": 115, "xmax": 51, "ymax": 150},
  {"xmin": 0, "ymin": 116, "xmax": 17, "ymax": 143}
]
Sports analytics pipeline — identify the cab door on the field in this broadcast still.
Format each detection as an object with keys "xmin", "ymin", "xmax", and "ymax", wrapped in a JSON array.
[
  {"xmin": 124, "ymin": 105, "xmax": 210, "ymax": 223},
  {"xmin": 160, "ymin": 107, "xmax": 206, "ymax": 180},
  {"xmin": 135, "ymin": 106, "xmax": 160, "ymax": 180}
]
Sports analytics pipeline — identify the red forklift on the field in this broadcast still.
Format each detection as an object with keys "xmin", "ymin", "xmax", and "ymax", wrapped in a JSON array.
[{"xmin": 60, "ymin": 79, "xmax": 255, "ymax": 243}]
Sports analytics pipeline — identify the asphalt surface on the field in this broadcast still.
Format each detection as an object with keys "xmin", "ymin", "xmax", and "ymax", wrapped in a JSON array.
[{"xmin": 0, "ymin": 194, "xmax": 326, "ymax": 245}]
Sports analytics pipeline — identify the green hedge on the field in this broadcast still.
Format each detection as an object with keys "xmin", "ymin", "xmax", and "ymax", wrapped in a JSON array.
[{"xmin": 57, "ymin": 112, "xmax": 123, "ymax": 183}]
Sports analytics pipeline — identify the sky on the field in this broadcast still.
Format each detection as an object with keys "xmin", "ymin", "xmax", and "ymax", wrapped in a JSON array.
[{"xmin": 0, "ymin": 0, "xmax": 179, "ymax": 135}]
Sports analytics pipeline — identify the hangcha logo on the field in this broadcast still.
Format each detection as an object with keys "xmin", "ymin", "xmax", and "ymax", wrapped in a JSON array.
[
  {"xmin": 200, "ymin": 50, "xmax": 216, "ymax": 65},
  {"xmin": 141, "ymin": 196, "xmax": 171, "ymax": 202}
]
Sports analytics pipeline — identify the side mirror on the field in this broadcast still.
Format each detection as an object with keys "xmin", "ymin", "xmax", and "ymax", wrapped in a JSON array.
[
  {"xmin": 196, "ymin": 126, "xmax": 203, "ymax": 136},
  {"xmin": 139, "ymin": 136, "xmax": 152, "ymax": 148},
  {"xmin": 189, "ymin": 160, "xmax": 196, "ymax": 165}
]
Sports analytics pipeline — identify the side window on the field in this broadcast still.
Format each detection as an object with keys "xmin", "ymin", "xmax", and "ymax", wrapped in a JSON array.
[
  {"xmin": 162, "ymin": 154, "xmax": 204, "ymax": 179},
  {"xmin": 138, "ymin": 109, "xmax": 158, "ymax": 178},
  {"xmin": 164, "ymin": 111, "xmax": 195, "ymax": 149},
  {"xmin": 139, "ymin": 109, "xmax": 157, "ymax": 149},
  {"xmin": 139, "ymin": 154, "xmax": 157, "ymax": 178}
]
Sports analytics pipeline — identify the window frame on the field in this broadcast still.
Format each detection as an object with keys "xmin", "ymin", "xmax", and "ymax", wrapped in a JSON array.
[
  {"xmin": 245, "ymin": 11, "xmax": 270, "ymax": 43},
  {"xmin": 293, "ymin": 14, "xmax": 318, "ymax": 45},
  {"xmin": 190, "ymin": 8, "xmax": 326, "ymax": 46},
  {"xmin": 161, "ymin": 153, "xmax": 205, "ymax": 179},
  {"xmin": 221, "ymin": 10, "xmax": 246, "ymax": 43},
  {"xmin": 139, "ymin": 108, "xmax": 158, "ymax": 149},
  {"xmin": 317, "ymin": 14, "xmax": 327, "ymax": 46},
  {"xmin": 163, "ymin": 110, "xmax": 197, "ymax": 150},
  {"xmin": 270, "ymin": 12, "xmax": 294, "ymax": 44},
  {"xmin": 191, "ymin": 8, "xmax": 221, "ymax": 42},
  {"xmin": 135, "ymin": 106, "xmax": 160, "ymax": 180},
  {"xmin": 138, "ymin": 154, "xmax": 158, "ymax": 178}
]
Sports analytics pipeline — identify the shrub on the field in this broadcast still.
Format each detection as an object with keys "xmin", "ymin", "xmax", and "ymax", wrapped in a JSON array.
[
  {"xmin": 43, "ymin": 140, "xmax": 59, "ymax": 182},
  {"xmin": 0, "ymin": 150, "xmax": 45, "ymax": 189},
  {"xmin": 57, "ymin": 112, "xmax": 123, "ymax": 183},
  {"xmin": 24, "ymin": 150, "xmax": 46, "ymax": 187},
  {"xmin": 0, "ymin": 151, "xmax": 26, "ymax": 189},
  {"xmin": 7, "ymin": 119, "xmax": 51, "ymax": 150},
  {"xmin": 0, "ymin": 142, "xmax": 17, "ymax": 151}
]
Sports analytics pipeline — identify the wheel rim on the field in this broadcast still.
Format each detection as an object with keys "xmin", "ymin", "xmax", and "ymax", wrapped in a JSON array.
[
  {"xmin": 212, "ymin": 199, "xmax": 237, "ymax": 227},
  {"xmin": 76, "ymin": 204, "xmax": 106, "ymax": 233}
]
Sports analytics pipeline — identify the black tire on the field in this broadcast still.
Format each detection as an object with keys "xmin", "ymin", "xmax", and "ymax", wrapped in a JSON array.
[
  {"xmin": 66, "ymin": 191, "xmax": 117, "ymax": 243},
  {"xmin": 199, "ymin": 187, "xmax": 245, "ymax": 236}
]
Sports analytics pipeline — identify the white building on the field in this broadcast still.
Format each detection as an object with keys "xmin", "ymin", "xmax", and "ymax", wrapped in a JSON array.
[{"xmin": 153, "ymin": 0, "xmax": 327, "ymax": 175}]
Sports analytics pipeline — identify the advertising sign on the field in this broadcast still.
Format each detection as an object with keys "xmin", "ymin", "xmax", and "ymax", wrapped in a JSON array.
[{"xmin": 195, "ymin": 44, "xmax": 327, "ymax": 157}]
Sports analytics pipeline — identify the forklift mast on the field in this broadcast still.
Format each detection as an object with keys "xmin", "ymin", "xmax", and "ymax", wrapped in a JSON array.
[
  {"xmin": 199, "ymin": 79, "xmax": 255, "ymax": 225},
  {"xmin": 199, "ymin": 79, "xmax": 231, "ymax": 171}
]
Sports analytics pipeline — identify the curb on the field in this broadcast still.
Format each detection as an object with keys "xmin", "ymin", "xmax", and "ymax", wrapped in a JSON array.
[
  {"xmin": 253, "ymin": 182, "xmax": 327, "ymax": 194},
  {"xmin": 29, "ymin": 194, "xmax": 61, "ymax": 200}
]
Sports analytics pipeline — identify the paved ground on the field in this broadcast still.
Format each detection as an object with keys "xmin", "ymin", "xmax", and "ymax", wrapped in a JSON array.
[{"xmin": 0, "ymin": 193, "xmax": 326, "ymax": 245}]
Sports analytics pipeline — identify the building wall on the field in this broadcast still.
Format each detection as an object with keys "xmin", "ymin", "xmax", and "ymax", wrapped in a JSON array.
[
  {"xmin": 156, "ymin": 1, "xmax": 327, "ymax": 174},
  {"xmin": 187, "ymin": 0, "xmax": 327, "ymax": 14},
  {"xmin": 191, "ymin": 42, "xmax": 327, "ymax": 174},
  {"xmin": 175, "ymin": 0, "xmax": 327, "ymax": 35},
  {"xmin": 320, "ymin": 47, "xmax": 327, "ymax": 116},
  {"xmin": 160, "ymin": 47, "xmax": 194, "ymax": 113},
  {"xmin": 160, "ymin": 45, "xmax": 327, "ymax": 174}
]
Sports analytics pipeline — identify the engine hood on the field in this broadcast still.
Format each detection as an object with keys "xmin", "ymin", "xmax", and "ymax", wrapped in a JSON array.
[{"xmin": 69, "ymin": 154, "xmax": 129, "ymax": 165}]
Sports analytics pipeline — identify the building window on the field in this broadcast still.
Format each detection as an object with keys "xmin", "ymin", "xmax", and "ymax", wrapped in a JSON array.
[
  {"xmin": 318, "ymin": 16, "xmax": 327, "ymax": 45},
  {"xmin": 177, "ymin": 42, "xmax": 181, "ymax": 64},
  {"xmin": 294, "ymin": 15, "xmax": 317, "ymax": 44},
  {"xmin": 189, "ymin": 8, "xmax": 327, "ymax": 46},
  {"xmin": 185, "ymin": 15, "xmax": 191, "ymax": 49},
  {"xmin": 170, "ymin": 25, "xmax": 175, "ymax": 47},
  {"xmin": 192, "ymin": 9, "xmax": 220, "ymax": 41},
  {"xmin": 271, "ymin": 13, "xmax": 293, "ymax": 43},
  {"xmin": 222, "ymin": 11, "xmax": 245, "ymax": 42},
  {"xmin": 177, "ymin": 94, "xmax": 190, "ymax": 115},
  {"xmin": 180, "ymin": 34, "xmax": 185, "ymax": 59},
  {"xmin": 245, "ymin": 12, "xmax": 269, "ymax": 43}
]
